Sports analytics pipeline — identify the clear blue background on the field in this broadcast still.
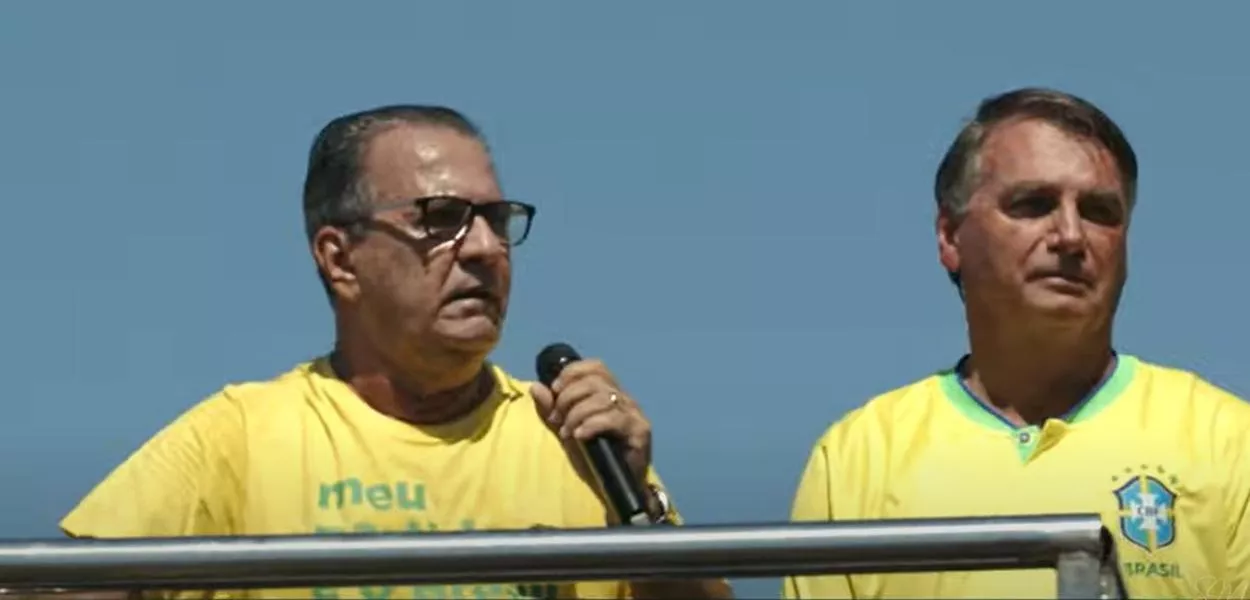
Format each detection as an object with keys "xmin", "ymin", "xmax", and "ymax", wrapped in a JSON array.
[{"xmin": 2, "ymin": 2, "xmax": 1247, "ymax": 597}]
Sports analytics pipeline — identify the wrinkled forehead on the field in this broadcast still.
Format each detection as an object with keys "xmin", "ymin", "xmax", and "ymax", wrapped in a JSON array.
[
  {"xmin": 977, "ymin": 119, "xmax": 1125, "ymax": 197},
  {"xmin": 360, "ymin": 124, "xmax": 502, "ymax": 204}
]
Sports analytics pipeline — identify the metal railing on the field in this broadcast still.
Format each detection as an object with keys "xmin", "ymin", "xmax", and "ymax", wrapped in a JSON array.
[{"xmin": 0, "ymin": 514, "xmax": 1125, "ymax": 599}]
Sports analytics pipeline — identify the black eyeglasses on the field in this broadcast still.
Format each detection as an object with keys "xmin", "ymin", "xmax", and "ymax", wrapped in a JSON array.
[{"xmin": 368, "ymin": 196, "xmax": 537, "ymax": 247}]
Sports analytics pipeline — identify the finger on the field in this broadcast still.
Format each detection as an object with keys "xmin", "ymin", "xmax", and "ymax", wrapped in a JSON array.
[
  {"xmin": 550, "ymin": 358, "xmax": 617, "ymax": 394},
  {"xmin": 530, "ymin": 382, "xmax": 557, "ymax": 428},
  {"xmin": 560, "ymin": 391, "xmax": 624, "ymax": 438},
  {"xmin": 569, "ymin": 406, "xmax": 636, "ymax": 442},
  {"xmin": 551, "ymin": 375, "xmax": 606, "ymax": 424}
]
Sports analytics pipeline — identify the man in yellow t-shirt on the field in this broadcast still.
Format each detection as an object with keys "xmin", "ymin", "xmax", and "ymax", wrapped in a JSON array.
[
  {"xmin": 60, "ymin": 105, "xmax": 732, "ymax": 600},
  {"xmin": 785, "ymin": 88, "xmax": 1249, "ymax": 599}
]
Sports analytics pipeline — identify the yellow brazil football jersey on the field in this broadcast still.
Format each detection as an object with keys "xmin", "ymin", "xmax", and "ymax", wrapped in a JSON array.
[
  {"xmin": 61, "ymin": 358, "xmax": 681, "ymax": 600},
  {"xmin": 784, "ymin": 354, "xmax": 1250, "ymax": 600}
]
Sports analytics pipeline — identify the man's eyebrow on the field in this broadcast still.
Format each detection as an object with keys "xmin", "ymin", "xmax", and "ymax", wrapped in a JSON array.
[
  {"xmin": 997, "ymin": 181, "xmax": 1124, "ymax": 202},
  {"xmin": 999, "ymin": 181, "xmax": 1061, "ymax": 198},
  {"xmin": 1079, "ymin": 189, "xmax": 1125, "ymax": 205}
]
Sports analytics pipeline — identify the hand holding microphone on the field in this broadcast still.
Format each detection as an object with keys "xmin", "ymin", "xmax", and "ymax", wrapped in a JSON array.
[{"xmin": 532, "ymin": 343, "xmax": 660, "ymax": 526}]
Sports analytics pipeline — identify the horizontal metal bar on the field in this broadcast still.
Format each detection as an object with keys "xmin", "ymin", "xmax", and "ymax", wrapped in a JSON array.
[{"xmin": 0, "ymin": 514, "xmax": 1107, "ymax": 591}]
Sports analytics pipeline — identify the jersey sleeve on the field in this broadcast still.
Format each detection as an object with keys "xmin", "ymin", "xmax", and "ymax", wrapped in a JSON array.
[
  {"xmin": 60, "ymin": 390, "xmax": 246, "ymax": 538},
  {"xmin": 1227, "ymin": 429, "xmax": 1250, "ymax": 584},
  {"xmin": 782, "ymin": 442, "xmax": 855, "ymax": 600}
]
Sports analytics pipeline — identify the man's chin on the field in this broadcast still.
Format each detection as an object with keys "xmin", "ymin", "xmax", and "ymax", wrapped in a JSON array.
[
  {"xmin": 1021, "ymin": 293, "xmax": 1104, "ymax": 326},
  {"xmin": 433, "ymin": 317, "xmax": 503, "ymax": 353}
]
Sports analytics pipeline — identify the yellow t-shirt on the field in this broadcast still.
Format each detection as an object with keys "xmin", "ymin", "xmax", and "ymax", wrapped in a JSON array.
[
  {"xmin": 62, "ymin": 359, "xmax": 679, "ymax": 599},
  {"xmin": 784, "ymin": 354, "xmax": 1250, "ymax": 600}
]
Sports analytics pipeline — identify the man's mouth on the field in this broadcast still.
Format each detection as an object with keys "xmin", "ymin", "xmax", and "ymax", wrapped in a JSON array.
[
  {"xmin": 444, "ymin": 288, "xmax": 498, "ymax": 308},
  {"xmin": 1030, "ymin": 270, "xmax": 1091, "ymax": 287}
]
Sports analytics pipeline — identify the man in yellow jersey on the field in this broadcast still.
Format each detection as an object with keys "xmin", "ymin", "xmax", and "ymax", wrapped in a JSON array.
[
  {"xmin": 784, "ymin": 87, "xmax": 1250, "ymax": 600},
  {"xmin": 57, "ymin": 106, "xmax": 732, "ymax": 600}
]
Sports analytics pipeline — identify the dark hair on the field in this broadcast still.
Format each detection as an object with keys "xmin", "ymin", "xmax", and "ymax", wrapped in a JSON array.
[
  {"xmin": 301, "ymin": 104, "xmax": 487, "ymax": 301},
  {"xmin": 934, "ymin": 87, "xmax": 1138, "ymax": 289}
]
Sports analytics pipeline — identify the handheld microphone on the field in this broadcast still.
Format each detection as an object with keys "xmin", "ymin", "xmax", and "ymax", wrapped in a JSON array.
[{"xmin": 536, "ymin": 342, "xmax": 653, "ymax": 526}]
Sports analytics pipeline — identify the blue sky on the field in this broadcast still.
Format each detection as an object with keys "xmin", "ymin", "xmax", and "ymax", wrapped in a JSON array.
[{"xmin": 2, "ymin": 2, "xmax": 1248, "ymax": 597}]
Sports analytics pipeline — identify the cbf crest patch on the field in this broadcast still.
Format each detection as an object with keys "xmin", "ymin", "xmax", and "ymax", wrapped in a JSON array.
[{"xmin": 1112, "ymin": 467, "xmax": 1178, "ymax": 553}]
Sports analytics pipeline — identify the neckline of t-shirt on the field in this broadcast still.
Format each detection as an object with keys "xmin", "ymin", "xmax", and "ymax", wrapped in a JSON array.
[
  {"xmin": 936, "ymin": 352, "xmax": 1138, "ymax": 434},
  {"xmin": 308, "ymin": 357, "xmax": 526, "ymax": 445}
]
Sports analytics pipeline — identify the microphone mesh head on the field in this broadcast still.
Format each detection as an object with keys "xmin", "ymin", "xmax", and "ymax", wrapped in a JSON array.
[{"xmin": 536, "ymin": 343, "xmax": 580, "ymax": 386}]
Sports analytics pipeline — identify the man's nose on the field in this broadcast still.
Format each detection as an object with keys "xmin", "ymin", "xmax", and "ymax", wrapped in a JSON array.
[
  {"xmin": 455, "ymin": 214, "xmax": 507, "ymax": 260},
  {"xmin": 1048, "ymin": 199, "xmax": 1087, "ymax": 254}
]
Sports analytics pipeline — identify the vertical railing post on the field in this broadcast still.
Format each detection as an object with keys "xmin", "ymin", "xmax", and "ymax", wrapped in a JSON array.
[
  {"xmin": 1056, "ymin": 551, "xmax": 1102, "ymax": 599},
  {"xmin": 1097, "ymin": 534, "xmax": 1129, "ymax": 600},
  {"xmin": 1055, "ymin": 550, "xmax": 1126, "ymax": 600}
]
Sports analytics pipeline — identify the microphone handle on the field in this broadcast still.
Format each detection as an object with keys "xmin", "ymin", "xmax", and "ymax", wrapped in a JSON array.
[{"xmin": 583, "ymin": 435, "xmax": 653, "ymax": 526}]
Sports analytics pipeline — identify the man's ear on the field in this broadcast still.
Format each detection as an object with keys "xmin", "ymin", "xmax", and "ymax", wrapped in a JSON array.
[
  {"xmin": 936, "ymin": 208, "xmax": 961, "ymax": 277},
  {"xmin": 313, "ymin": 227, "xmax": 360, "ymax": 303}
]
